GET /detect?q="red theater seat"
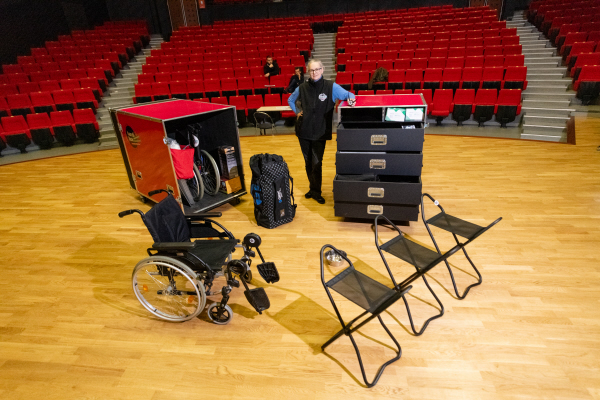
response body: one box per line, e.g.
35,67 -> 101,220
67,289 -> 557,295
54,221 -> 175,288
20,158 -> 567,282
7,93 -> 34,117
169,81 -> 188,99
422,68 -> 443,92
187,80 -> 205,100
414,88 -> 432,111
152,82 -> 171,101
73,88 -> 98,112
1,115 -> 31,152
495,89 -> 522,127
229,95 -> 248,125
574,66 -> 600,105
134,83 -> 153,103
30,91 -> 56,114
481,66 -> 505,91
50,110 -> 77,146
430,89 -> 454,125
452,88 -> 475,125
473,89 -> 498,126
503,66 -> 528,90
461,67 -> 483,91
26,112 -> 54,149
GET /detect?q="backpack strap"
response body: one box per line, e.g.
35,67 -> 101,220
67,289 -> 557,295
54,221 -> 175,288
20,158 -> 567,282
289,175 -> 297,216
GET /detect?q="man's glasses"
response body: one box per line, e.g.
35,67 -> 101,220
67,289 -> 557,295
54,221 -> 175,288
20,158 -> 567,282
309,67 -> 323,73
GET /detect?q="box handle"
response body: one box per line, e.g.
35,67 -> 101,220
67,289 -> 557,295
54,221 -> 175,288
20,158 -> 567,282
367,205 -> 383,215
369,159 -> 386,169
370,135 -> 387,145
368,187 -> 384,198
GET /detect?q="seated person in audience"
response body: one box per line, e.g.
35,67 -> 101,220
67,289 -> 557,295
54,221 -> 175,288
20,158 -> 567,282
284,67 -> 305,93
263,56 -> 280,78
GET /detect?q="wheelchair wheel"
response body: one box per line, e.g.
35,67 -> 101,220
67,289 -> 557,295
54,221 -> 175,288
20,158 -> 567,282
132,256 -> 206,322
191,164 -> 204,200
199,150 -> 220,196
207,302 -> 233,325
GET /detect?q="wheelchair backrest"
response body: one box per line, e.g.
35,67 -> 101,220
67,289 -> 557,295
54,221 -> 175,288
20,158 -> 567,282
144,195 -> 191,243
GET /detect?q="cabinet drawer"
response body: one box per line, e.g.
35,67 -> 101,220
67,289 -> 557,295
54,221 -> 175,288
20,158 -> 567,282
336,152 -> 423,176
334,202 -> 419,221
336,124 -> 424,152
333,175 -> 422,205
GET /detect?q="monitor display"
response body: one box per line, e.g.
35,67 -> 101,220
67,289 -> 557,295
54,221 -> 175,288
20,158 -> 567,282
405,108 -> 424,121
385,107 -> 405,122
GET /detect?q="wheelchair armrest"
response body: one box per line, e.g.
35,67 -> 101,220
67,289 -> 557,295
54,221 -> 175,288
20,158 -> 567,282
187,212 -> 222,220
152,242 -> 197,251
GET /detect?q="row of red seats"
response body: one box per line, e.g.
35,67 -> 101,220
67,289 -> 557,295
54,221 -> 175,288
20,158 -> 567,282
145,54 -> 305,67
339,47 -> 523,64
141,62 -> 301,77
559,32 -> 600,57
0,110 -> 99,153
338,55 -> 525,72
563,42 -> 600,68
199,93 -> 296,124
133,75 -> 292,104
548,19 -> 600,46
338,33 -> 519,49
0,89 -> 98,117
137,67 -> 296,83
3,57 -> 119,77
1,75 -> 105,98
339,17 -> 502,32
336,66 -> 528,93
569,53 -> 600,80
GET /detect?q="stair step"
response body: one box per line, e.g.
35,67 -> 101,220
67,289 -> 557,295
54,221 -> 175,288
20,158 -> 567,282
521,126 -> 566,141
525,60 -> 561,67
523,115 -> 570,126
521,106 -> 575,116
523,92 -> 574,102
525,84 -> 569,92
523,99 -> 572,108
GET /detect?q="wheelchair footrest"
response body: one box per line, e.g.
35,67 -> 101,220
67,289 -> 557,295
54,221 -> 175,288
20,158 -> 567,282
257,262 -> 280,283
244,287 -> 270,314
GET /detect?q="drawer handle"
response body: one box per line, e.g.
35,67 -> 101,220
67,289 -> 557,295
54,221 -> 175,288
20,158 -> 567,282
367,205 -> 383,215
368,187 -> 384,198
369,159 -> 386,169
371,135 -> 387,145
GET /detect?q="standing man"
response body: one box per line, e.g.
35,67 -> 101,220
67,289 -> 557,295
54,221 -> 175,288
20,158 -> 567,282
288,59 -> 356,204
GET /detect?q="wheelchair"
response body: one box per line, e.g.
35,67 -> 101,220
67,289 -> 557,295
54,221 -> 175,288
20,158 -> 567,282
119,189 -> 280,324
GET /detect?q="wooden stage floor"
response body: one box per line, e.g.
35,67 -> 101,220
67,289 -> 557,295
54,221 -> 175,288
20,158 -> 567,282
0,117 -> 599,399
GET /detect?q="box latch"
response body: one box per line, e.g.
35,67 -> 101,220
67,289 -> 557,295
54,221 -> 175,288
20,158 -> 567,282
369,159 -> 386,169
371,135 -> 387,145
368,187 -> 385,198
367,205 -> 383,215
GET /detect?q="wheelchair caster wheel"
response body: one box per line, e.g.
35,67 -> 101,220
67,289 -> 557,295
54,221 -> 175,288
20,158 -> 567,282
243,233 -> 261,248
207,303 -> 233,325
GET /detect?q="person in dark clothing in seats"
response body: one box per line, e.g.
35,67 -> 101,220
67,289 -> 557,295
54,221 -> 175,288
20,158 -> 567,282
263,56 -> 279,78
284,67 -> 305,93
287,59 -> 356,204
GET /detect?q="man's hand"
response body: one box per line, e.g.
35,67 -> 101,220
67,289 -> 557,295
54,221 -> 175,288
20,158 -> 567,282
348,98 -> 356,107
264,73 -> 270,78
297,111 -> 303,117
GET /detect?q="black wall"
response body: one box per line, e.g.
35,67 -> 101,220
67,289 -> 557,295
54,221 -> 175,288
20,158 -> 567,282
202,0 -> 470,24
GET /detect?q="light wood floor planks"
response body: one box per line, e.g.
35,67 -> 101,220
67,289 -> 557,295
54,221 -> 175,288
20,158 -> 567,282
1,117 -> 599,399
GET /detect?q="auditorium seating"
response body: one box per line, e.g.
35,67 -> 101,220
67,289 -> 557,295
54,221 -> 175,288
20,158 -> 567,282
430,89 -> 454,124
1,115 -> 31,153
574,65 -> 600,104
26,112 -> 54,149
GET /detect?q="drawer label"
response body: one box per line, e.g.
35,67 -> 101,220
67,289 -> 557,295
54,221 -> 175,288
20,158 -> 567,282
367,205 -> 383,215
368,187 -> 384,198
370,135 -> 387,145
369,159 -> 386,169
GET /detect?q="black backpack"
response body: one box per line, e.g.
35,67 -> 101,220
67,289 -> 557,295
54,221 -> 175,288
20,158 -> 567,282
249,153 -> 296,229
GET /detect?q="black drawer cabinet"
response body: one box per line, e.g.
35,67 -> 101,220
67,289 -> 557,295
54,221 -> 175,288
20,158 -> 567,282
334,202 -> 420,221
337,124 -> 425,152
333,175 -> 422,205
336,152 -> 423,176
334,95 -> 427,222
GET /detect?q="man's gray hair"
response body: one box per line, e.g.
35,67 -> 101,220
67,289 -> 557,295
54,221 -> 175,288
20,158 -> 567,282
307,58 -> 324,70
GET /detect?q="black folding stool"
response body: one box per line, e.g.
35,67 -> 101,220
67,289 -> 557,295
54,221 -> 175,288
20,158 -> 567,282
421,193 -> 502,299
320,239 -> 461,387
375,215 -> 447,336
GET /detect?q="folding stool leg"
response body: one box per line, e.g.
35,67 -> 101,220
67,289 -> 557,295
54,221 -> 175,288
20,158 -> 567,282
400,275 -> 445,336
323,313 -> 402,388
436,234 -> 483,300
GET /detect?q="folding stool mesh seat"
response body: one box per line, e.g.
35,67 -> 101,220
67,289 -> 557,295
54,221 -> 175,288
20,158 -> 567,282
421,193 -> 502,299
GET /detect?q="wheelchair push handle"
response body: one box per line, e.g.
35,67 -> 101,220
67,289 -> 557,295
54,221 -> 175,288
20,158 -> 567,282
118,209 -> 144,218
